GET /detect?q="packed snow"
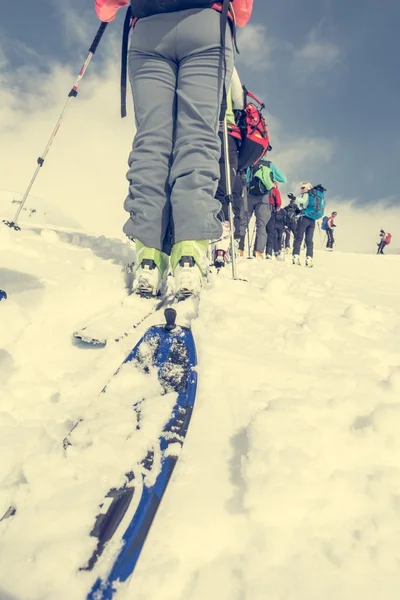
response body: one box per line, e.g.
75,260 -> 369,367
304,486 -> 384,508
1,220 -> 400,600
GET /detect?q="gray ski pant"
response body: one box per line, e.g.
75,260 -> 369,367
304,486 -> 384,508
247,194 -> 271,253
123,9 -> 234,252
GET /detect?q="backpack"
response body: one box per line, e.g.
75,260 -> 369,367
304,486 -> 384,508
321,216 -> 329,230
235,87 -> 271,171
303,185 -> 326,221
131,1 -> 223,19
385,233 -> 392,245
248,161 -> 274,196
274,208 -> 286,225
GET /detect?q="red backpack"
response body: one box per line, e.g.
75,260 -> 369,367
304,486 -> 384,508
385,233 -> 392,244
235,87 -> 271,171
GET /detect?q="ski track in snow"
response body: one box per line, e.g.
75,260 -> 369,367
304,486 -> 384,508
1,225 -> 400,600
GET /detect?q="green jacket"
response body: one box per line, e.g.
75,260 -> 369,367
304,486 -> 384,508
254,164 -> 275,192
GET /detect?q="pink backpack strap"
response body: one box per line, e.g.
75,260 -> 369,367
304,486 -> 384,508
231,0 -> 253,27
94,0 -> 128,22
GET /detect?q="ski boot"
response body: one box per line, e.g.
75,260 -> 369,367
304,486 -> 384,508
171,240 -> 209,300
292,254 -> 301,266
133,242 -> 169,297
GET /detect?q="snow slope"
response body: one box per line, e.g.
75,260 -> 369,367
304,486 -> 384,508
1,225 -> 400,600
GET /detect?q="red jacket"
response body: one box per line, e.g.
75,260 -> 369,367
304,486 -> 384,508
269,187 -> 282,210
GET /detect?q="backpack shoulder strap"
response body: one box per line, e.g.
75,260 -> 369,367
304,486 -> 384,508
121,6 -> 133,118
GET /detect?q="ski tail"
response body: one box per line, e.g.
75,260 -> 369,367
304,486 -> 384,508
84,313 -> 197,598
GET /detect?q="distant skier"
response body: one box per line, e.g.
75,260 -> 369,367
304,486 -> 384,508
282,196 -> 300,252
377,230 -> 392,254
95,0 -> 253,298
324,211 -> 337,251
291,181 -> 327,267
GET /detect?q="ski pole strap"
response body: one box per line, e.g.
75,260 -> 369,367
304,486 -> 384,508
89,21 -> 108,54
121,6 -> 133,118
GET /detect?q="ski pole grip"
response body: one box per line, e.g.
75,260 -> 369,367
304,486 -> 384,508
89,22 -> 108,54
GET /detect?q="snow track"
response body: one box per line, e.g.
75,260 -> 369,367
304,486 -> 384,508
1,227 -> 400,600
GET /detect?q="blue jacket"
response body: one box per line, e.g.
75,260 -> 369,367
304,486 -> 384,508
270,163 -> 287,184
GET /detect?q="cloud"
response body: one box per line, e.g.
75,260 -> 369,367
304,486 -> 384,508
0,41 -> 134,237
269,127 -> 335,192
236,25 -> 272,70
320,199 -> 400,254
292,30 -> 340,73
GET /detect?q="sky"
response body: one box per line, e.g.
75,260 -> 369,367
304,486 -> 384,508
0,0 -> 399,236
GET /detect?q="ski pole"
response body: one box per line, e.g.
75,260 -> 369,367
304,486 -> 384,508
3,21 -> 108,231
317,221 -> 323,248
222,115 -> 239,280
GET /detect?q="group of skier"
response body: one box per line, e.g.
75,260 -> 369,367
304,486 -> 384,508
94,0 -> 341,298
213,158 -> 337,269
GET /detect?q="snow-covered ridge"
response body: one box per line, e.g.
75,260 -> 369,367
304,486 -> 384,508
1,226 -> 400,600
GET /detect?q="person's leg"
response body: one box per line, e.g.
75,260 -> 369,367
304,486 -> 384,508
254,202 -> 270,254
124,14 -> 179,295
170,8 -> 233,251
232,170 -> 244,239
265,216 -> 275,257
124,14 -> 180,251
305,219 -> 316,257
293,217 -> 306,256
216,134 -> 240,224
284,227 -> 290,249
275,226 -> 283,255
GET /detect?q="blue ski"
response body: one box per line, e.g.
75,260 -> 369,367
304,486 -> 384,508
83,307 -> 197,599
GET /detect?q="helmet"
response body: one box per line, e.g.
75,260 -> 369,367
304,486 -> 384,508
332,211 -> 337,216
300,181 -> 313,192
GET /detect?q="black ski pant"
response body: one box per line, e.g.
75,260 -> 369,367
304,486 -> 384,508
216,133 -> 243,238
377,241 -> 387,254
326,227 -> 335,249
284,221 -> 297,248
266,218 -> 284,255
293,216 -> 315,257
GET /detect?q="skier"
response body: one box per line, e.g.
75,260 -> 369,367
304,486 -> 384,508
265,193 -> 287,260
94,0 -> 253,298
213,66 -> 246,269
282,196 -> 300,252
0,290 -> 7,301
377,230 -> 386,254
377,230 -> 392,254
245,160 -> 286,258
325,211 -> 337,251
291,181 -> 326,267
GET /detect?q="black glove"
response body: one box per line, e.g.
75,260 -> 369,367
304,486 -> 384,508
287,193 -> 295,201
